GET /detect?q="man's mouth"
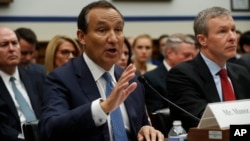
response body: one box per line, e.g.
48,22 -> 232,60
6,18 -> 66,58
107,48 -> 117,53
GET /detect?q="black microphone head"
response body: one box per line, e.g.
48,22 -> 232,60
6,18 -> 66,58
137,75 -> 146,84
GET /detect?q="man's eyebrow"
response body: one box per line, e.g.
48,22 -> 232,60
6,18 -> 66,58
116,20 -> 124,26
96,20 -> 106,26
96,20 -> 124,26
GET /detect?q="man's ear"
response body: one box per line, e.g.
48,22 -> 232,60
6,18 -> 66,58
166,47 -> 174,58
197,34 -> 207,47
77,29 -> 86,45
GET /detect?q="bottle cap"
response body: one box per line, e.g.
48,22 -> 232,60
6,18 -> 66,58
173,120 -> 182,126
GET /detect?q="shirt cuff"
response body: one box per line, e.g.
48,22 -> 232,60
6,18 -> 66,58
91,98 -> 108,126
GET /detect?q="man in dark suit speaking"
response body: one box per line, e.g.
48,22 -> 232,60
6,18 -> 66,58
38,1 -> 164,141
167,7 -> 250,131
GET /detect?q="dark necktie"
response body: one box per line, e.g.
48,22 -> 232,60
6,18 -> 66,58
218,69 -> 236,101
103,72 -> 128,141
10,77 -> 37,122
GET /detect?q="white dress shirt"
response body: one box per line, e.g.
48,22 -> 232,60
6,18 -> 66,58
0,68 -> 34,123
0,68 -> 35,139
83,53 -> 130,141
200,53 -> 234,101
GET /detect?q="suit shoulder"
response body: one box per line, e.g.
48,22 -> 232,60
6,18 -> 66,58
19,66 -> 42,76
52,57 -> 81,73
171,60 -> 195,71
240,53 -> 250,60
144,65 -> 166,78
228,62 -> 249,73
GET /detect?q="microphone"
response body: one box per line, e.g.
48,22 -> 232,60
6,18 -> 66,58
138,75 -> 200,122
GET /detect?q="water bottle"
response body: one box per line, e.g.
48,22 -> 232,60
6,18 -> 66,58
168,120 -> 187,141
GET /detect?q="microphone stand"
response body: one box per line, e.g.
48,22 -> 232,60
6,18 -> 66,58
138,75 -> 200,122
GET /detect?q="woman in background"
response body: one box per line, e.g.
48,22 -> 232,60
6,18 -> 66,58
132,34 -> 157,75
116,37 -> 132,69
44,35 -> 81,74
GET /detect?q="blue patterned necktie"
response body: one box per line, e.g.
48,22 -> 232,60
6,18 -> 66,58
10,77 -> 37,122
103,72 -> 128,141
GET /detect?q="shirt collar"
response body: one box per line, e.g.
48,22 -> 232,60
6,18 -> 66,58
200,52 -> 226,75
0,67 -> 20,83
83,53 -> 115,81
163,60 -> 171,71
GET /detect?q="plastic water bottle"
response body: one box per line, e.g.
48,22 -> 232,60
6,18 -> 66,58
168,120 -> 187,141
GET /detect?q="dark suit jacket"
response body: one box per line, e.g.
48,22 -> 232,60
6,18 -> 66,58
236,53 -> 250,73
143,63 -> 172,136
143,64 -> 169,113
167,54 -> 250,131
26,63 -> 46,76
39,56 -> 150,141
0,67 -> 44,141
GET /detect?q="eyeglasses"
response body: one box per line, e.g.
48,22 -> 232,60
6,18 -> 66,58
57,49 -> 77,57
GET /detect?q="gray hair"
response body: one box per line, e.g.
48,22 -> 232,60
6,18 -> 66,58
162,33 -> 195,57
193,7 -> 231,37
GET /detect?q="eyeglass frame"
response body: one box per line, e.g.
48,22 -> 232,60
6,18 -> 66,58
56,49 -> 78,57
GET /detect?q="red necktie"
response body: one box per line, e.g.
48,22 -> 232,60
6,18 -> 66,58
218,69 -> 236,101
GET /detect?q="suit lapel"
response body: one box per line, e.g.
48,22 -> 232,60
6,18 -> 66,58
195,54 -> 221,102
113,66 -> 136,109
0,77 -> 20,121
158,64 -> 168,92
226,64 -> 245,99
18,67 -> 40,117
73,57 -> 101,101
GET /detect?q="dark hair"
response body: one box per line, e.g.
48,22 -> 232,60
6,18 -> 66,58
15,27 -> 37,45
124,37 -> 132,66
158,34 -> 169,46
239,31 -> 250,53
158,34 -> 169,41
77,0 -> 124,33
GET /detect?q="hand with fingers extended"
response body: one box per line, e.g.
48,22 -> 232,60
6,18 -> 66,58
100,64 -> 137,113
